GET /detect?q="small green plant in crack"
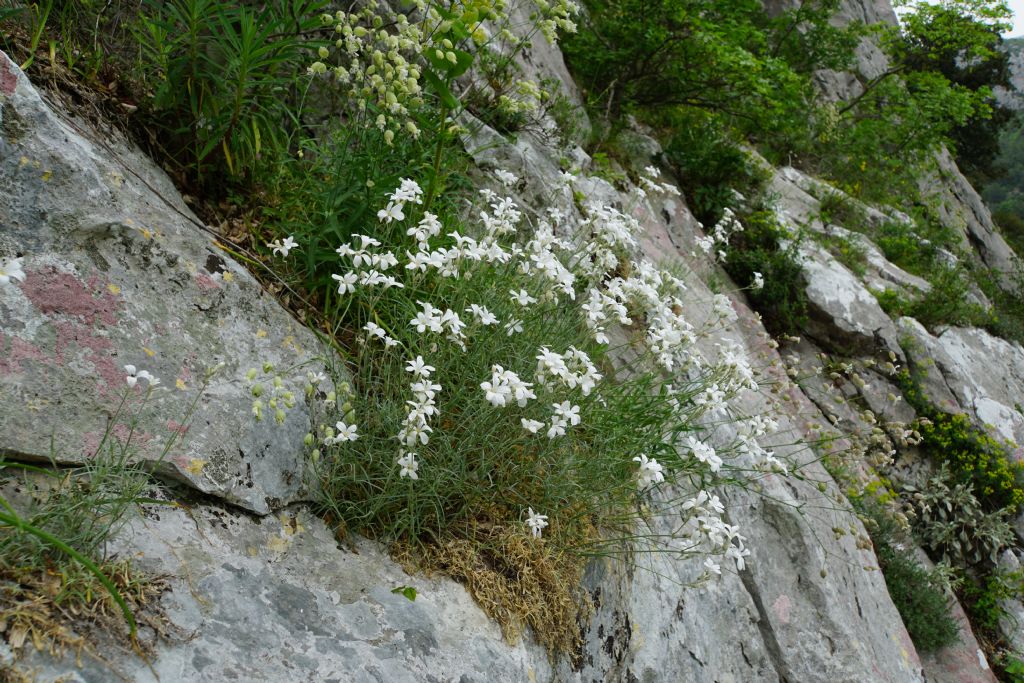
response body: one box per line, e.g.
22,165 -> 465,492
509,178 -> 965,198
856,499 -> 960,652
0,361 -> 215,660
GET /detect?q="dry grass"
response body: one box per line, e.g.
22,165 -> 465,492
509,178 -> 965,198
397,521 -> 592,656
0,555 -> 168,679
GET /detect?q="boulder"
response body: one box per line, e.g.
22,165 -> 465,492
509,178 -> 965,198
797,240 -> 905,361
898,317 -> 1024,451
0,52 -> 332,514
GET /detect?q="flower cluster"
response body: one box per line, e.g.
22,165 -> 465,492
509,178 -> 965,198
575,203 -> 640,279
633,454 -> 665,489
481,365 -> 535,408
409,301 -> 467,347
246,364 -> 298,424
696,208 -> 743,262
682,490 -> 750,575
310,4 -> 428,139
534,346 -> 601,395
334,234 -> 403,292
637,165 -> 682,199
124,364 -> 160,389
395,355 -> 441,480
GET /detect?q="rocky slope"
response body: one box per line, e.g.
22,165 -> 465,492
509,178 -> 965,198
2,0 -> 1023,680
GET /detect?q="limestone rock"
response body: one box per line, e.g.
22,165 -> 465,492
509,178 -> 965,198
921,148 -> 1020,285
0,52 -> 331,514
19,502 -> 556,683
797,240 -> 905,360
897,317 -> 964,414
898,317 -> 1024,449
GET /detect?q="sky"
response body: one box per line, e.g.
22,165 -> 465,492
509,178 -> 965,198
1008,0 -> 1024,37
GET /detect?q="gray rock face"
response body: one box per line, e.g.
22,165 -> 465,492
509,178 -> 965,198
922,148 -> 1019,284
0,52 -> 331,514
22,502 -> 555,683
762,0 -> 897,101
899,317 -> 1024,448
797,240 -> 905,360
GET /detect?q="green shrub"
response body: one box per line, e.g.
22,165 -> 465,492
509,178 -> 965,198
874,267 -> 991,331
723,210 -> 809,335
818,192 -> 869,233
916,413 -> 1024,514
857,501 -> 960,652
905,465 -> 1015,568
131,0 -> 325,187
660,110 -> 770,225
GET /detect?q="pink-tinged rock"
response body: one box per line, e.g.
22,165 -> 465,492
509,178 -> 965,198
0,51 -> 335,515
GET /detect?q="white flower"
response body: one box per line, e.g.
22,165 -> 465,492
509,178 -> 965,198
703,558 -> 722,576
466,303 -> 499,325
377,201 -> 406,223
510,289 -> 538,306
752,272 -> 764,290
410,301 -> 444,334
547,416 -> 567,439
685,435 -> 722,473
481,378 -> 511,407
137,370 -> 160,387
521,418 -> 544,434
405,355 -> 435,378
553,401 -> 580,426
334,421 -> 359,442
494,169 -> 519,187
632,454 -> 665,489
0,257 -> 26,287
504,319 -> 523,336
397,451 -> 420,480
525,507 -> 549,539
332,272 -> 358,295
364,322 -> 387,339
267,236 -> 298,257
125,364 -> 159,388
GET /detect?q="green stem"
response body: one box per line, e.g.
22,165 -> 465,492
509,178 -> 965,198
422,104 -> 450,214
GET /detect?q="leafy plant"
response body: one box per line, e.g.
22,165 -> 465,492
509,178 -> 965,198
133,0 -> 325,186
903,465 -> 1016,567
857,499 -> 960,652
660,109 -> 770,225
723,209 -> 809,335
